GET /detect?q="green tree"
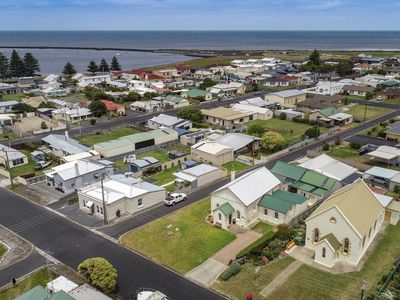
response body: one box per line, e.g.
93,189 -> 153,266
247,123 -> 265,136
305,126 -> 320,138
99,58 -> 109,73
261,131 -> 285,151
335,61 -> 354,77
89,100 -> 107,117
23,52 -> 40,76
125,91 -> 141,102
201,78 -> 216,89
77,257 -> 117,294
111,56 -> 121,71
279,112 -> 287,120
365,91 -> 374,100
87,60 -> 98,75
38,101 -> 57,109
143,92 -> 157,100
40,121 -> 48,129
0,52 -> 9,82
12,103 -> 35,113
62,62 -> 77,78
9,50 -> 25,78
309,49 -> 321,66
177,108 -> 203,123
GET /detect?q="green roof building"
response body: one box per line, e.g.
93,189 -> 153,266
319,107 -> 340,118
183,88 -> 206,99
16,286 -> 74,300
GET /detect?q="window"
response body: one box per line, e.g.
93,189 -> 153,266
96,205 -> 100,213
368,228 -> 372,238
313,228 -> 320,243
330,217 -> 337,224
218,213 -> 221,221
100,207 -> 103,215
264,209 -> 268,215
236,210 -> 240,219
322,247 -> 326,258
216,203 -> 220,208
343,238 -> 350,255
374,220 -> 377,231
274,212 -> 279,219
362,236 -> 366,247
137,198 -> 143,207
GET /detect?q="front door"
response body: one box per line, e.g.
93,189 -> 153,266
229,214 -> 232,224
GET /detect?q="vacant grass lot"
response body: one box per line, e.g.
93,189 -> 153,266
0,268 -> 57,300
222,161 -> 251,176
121,198 -> 236,273
268,224 -> 400,300
213,257 -> 295,300
346,105 -> 393,121
76,127 -> 142,146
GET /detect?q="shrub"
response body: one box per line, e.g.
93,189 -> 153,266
237,230 -> 276,259
394,185 -> 400,194
67,197 -> 78,205
77,257 -> 117,293
349,142 -> 361,150
378,129 -> 386,138
322,143 -> 330,151
220,263 -> 241,281
275,224 -> 294,241
116,209 -> 121,217
90,118 -> 96,125
279,112 -> 287,120
268,239 -> 281,250
305,127 -> 320,138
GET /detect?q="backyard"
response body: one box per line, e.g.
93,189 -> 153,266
149,165 -> 180,186
268,223 -> 400,300
222,161 -> 252,176
346,105 -> 393,121
75,127 -> 142,146
121,198 -> 236,273
9,150 -> 56,178
0,268 -> 57,300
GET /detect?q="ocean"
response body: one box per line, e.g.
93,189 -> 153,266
1,31 -> 400,74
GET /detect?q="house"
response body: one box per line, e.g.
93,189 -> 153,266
274,109 -> 305,121
130,100 -> 161,112
162,95 -> 190,109
364,146 -> 400,166
298,154 -> 359,184
0,144 -> 28,168
377,88 -> 400,101
342,85 -> 374,97
355,74 -> 393,88
42,86 -> 68,98
385,121 -> 400,142
201,107 -> 249,129
181,88 -> 206,100
211,167 -> 281,229
215,132 -> 261,156
52,107 -> 93,123
0,83 -> 21,96
153,68 -> 178,79
296,94 -> 342,113
31,147 -> 52,163
191,141 -> 233,165
205,82 -> 246,100
147,114 -> 192,130
93,128 -> 178,158
130,156 -> 161,174
45,159 -> 114,193
315,81 -> 345,95
0,100 -> 19,113
194,69 -> 214,79
78,174 -> 166,221
99,100 -> 125,116
42,132 -> 89,157
60,150 -> 100,163
238,97 -> 277,109
174,163 -> 222,189
305,180 -> 385,268
77,74 -> 111,88
179,129 -> 217,146
15,285 -> 74,300
230,103 -> 273,121
309,107 -> 353,126
271,161 -> 340,205
363,166 -> 400,192
265,90 -> 307,108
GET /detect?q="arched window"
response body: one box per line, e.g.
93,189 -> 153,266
237,210 -> 240,219
343,238 -> 350,255
218,213 -> 222,221
322,247 -> 326,258
313,228 -> 320,243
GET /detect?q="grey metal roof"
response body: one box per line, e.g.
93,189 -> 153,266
149,114 -> 188,127
183,163 -> 219,177
0,100 -> 19,107
215,133 -> 260,152
268,89 -> 306,98
0,144 -> 26,161
42,134 -> 89,155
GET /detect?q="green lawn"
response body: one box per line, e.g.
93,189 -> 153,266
383,99 -> 400,105
0,243 -> 6,257
342,95 -> 367,101
1,93 -> 24,101
136,150 -> 170,163
268,223 -> 400,300
247,119 -> 325,145
121,198 -> 236,273
76,127 -> 142,146
213,257 -> 295,300
149,165 -> 180,186
9,150 -> 55,178
346,105 -> 393,121
251,222 -> 276,235
222,161 -> 251,176
0,268 -> 57,300
362,125 -> 386,138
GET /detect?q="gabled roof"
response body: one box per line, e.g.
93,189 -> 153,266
220,202 -> 235,216
271,161 -> 307,182
317,233 -> 341,251
301,170 -> 336,190
215,133 -> 260,152
213,167 -> 281,206
42,134 -> 89,155
307,180 -> 383,237
99,99 -> 124,111
319,107 -> 340,118
258,190 -> 307,213
268,89 -> 306,98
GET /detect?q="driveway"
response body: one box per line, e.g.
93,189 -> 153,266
185,258 -> 226,287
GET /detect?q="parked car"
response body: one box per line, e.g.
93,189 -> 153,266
164,193 -> 187,206
34,161 -> 51,171
135,288 -> 170,300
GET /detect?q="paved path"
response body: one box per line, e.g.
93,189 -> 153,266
213,231 -> 261,265
185,258 -> 227,287
259,260 -> 303,298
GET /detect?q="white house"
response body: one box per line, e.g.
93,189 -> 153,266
205,82 -> 246,101
315,81 -> 345,95
147,114 -> 192,130
305,180 -> 385,268
77,74 -> 111,88
0,101 -> 19,113
230,103 -> 273,121
0,144 -> 28,168
174,164 -> 222,190
52,107 -> 93,123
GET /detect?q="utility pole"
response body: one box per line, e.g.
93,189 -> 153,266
100,175 -> 108,225
4,149 -> 13,189
360,279 -> 366,300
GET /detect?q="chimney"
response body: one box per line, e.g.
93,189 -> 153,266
74,163 -> 79,176
64,131 -> 69,140
231,170 -> 236,182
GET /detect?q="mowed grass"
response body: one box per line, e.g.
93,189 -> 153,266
213,257 -> 295,300
346,105 -> 393,121
247,119 -> 324,145
121,198 -> 236,273
1,93 -> 25,101
0,268 -> 57,300
0,243 -> 6,257
222,161 -> 251,176
9,150 -> 55,178
76,127 -> 142,146
136,150 -> 170,163
150,165 -> 180,186
251,222 -> 276,235
268,224 -> 400,300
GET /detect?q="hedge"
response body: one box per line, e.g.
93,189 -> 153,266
220,263 -> 241,281
236,230 -> 276,259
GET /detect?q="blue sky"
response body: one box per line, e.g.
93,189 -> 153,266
1,0 -> 400,30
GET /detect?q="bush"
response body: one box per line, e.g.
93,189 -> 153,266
279,112 -> 287,120
394,185 -> 400,194
305,127 -> 320,138
116,209 -> 121,218
275,224 -> 294,241
77,257 -> 117,293
322,143 -> 330,151
237,230 -> 276,259
268,239 -> 281,250
67,197 -> 78,205
90,118 -> 96,125
349,142 -> 361,150
220,263 -> 241,281
247,123 -> 265,136
378,129 -> 386,138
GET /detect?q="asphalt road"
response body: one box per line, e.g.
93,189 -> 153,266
0,189 -> 224,300
101,108 -> 400,238
347,134 -> 398,147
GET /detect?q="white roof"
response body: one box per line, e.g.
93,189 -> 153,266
192,141 -> 233,155
0,144 -> 26,161
299,154 -> 357,181
275,109 -> 304,116
174,171 -> 197,182
46,276 -> 78,293
53,107 -> 92,117
69,283 -> 112,300
212,82 -> 243,90
329,112 -> 353,121
215,133 -> 260,152
365,166 -> 400,180
231,103 -> 271,115
268,89 -> 306,98
43,74 -> 59,82
213,167 -> 281,206
182,163 -> 219,177
149,114 -> 187,127
373,193 -> 393,208
61,150 -> 99,163
0,100 -> 19,107
367,146 -> 400,161
48,159 -> 105,181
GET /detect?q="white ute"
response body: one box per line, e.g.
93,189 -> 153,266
164,193 -> 187,206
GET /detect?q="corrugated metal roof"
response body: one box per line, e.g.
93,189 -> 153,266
271,161 -> 306,181
220,202 -> 235,216
215,133 -> 260,152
